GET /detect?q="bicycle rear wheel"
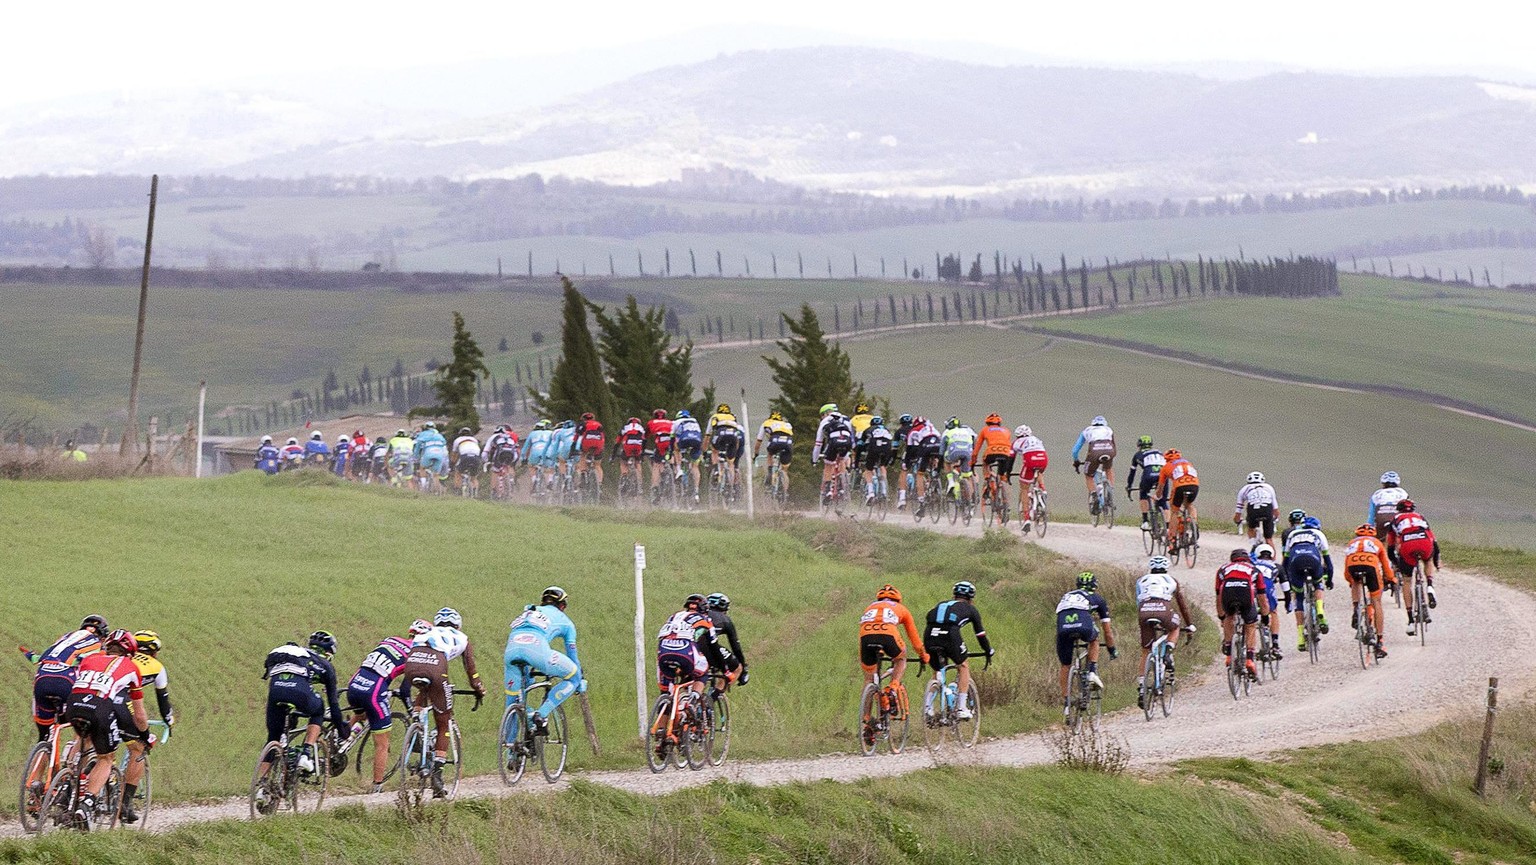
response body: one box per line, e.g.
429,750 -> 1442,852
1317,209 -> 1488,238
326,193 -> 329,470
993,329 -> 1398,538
858,684 -> 881,756
1159,647 -> 1176,718
248,742 -> 283,820
398,723 -> 428,797
498,704 -> 528,786
443,724 -> 463,798
19,741 -> 50,832
1141,653 -> 1157,721
1034,495 -> 1049,538
706,693 -> 731,767
38,769 -> 79,833
921,679 -> 946,754
298,737 -> 329,811
646,697 -> 672,774
682,697 -> 708,770
1103,489 -> 1116,528
1306,602 -> 1321,665
1356,613 -> 1371,669
1415,570 -> 1429,645
956,682 -> 981,747
539,707 -> 569,783
125,757 -> 151,830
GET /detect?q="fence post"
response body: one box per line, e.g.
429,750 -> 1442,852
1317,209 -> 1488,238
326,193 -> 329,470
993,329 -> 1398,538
633,543 -> 648,742
740,390 -> 754,520
1473,676 -> 1499,797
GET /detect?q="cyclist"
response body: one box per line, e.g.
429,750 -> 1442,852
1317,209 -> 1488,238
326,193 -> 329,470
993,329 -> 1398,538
383,429 -> 410,482
646,409 -> 676,495
940,416 -> 976,502
673,410 -> 705,502
1124,435 -> 1166,531
703,592 -> 748,688
332,434 -> 351,478
280,437 -> 305,469
402,608 -> 486,797
1387,499 -> 1439,635
902,415 -> 940,513
347,623 -> 421,791
505,587 -> 585,737
1216,549 -> 1264,679
1156,449 -> 1200,548
414,422 -> 450,491
255,436 -> 281,474
1368,471 -> 1410,538
754,410 -> 794,493
1250,543 -> 1284,660
1280,508 -> 1308,546
129,630 -> 175,732
350,430 -> 371,479
848,403 -> 874,488
64,629 -> 149,824
813,404 -> 856,506
452,427 -> 482,494
28,614 -> 109,742
971,413 -> 1013,509
1055,572 -> 1116,709
925,581 -> 994,721
612,416 -> 647,492
860,416 -> 896,505
1012,424 -> 1049,529
521,420 -> 556,493
858,585 -> 926,728
1134,556 -> 1194,708
486,425 -> 521,496
1343,525 -> 1393,659
705,405 -> 746,492
655,594 -> 733,706
551,420 -> 578,489
303,431 -> 331,465
573,412 -> 606,487
257,631 -> 344,801
367,436 -> 390,482
1071,416 -> 1117,514
1284,516 -> 1334,651
1234,471 -> 1280,546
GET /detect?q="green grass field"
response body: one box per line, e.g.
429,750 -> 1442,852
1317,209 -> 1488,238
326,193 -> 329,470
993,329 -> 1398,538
0,473 -> 1178,803
1029,274 -> 1536,426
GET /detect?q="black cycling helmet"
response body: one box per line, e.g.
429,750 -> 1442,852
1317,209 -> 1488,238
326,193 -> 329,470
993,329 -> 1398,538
706,592 -> 730,611
1288,508 -> 1306,525
1229,548 -> 1250,562
80,614 -> 109,637
541,586 -> 568,607
684,593 -> 706,611
307,630 -> 338,656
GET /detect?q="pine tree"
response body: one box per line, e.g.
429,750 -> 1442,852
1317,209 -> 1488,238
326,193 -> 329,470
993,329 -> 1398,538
534,276 -> 617,428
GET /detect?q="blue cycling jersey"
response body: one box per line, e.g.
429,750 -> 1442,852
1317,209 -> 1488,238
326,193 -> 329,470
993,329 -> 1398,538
522,429 -> 555,461
507,604 -> 581,666
550,428 -> 576,458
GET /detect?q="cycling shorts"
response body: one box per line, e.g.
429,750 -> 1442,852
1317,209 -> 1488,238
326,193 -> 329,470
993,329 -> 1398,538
822,441 -> 851,462
656,639 -> 707,686
944,446 -> 972,466
505,632 -> 580,708
1286,554 -> 1323,594
1170,484 -> 1199,507
1137,600 -> 1183,649
766,440 -> 793,465
676,439 -> 703,462
400,647 -> 453,718
859,634 -> 902,670
982,453 -> 1015,477
924,636 -> 969,671
1244,504 -> 1275,537
1054,620 -> 1097,666
579,439 -> 604,455
863,444 -> 894,469
267,675 -> 325,744
420,453 -> 448,476
457,454 -> 481,475
67,695 -> 136,755
712,435 -> 744,462
1398,538 -> 1435,571
1218,584 -> 1259,624
32,673 -> 73,725
648,445 -> 674,463
346,669 -> 395,732
390,455 -> 413,471
1137,474 -> 1160,502
1083,452 -> 1113,472
1346,564 -> 1384,596
492,449 -> 519,469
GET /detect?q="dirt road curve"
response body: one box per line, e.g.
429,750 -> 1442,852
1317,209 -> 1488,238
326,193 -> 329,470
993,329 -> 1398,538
9,518 -> 1532,835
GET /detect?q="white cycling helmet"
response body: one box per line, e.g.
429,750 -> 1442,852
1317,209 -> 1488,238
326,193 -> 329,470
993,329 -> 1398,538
1148,555 -> 1171,572
1013,424 -> 1032,438
1380,471 -> 1400,485
1247,471 -> 1265,484
1091,415 -> 1107,426
286,437 -> 299,445
433,607 -> 462,629
261,435 -> 273,444
1254,543 -> 1276,559
311,431 -> 323,440
408,618 -> 433,636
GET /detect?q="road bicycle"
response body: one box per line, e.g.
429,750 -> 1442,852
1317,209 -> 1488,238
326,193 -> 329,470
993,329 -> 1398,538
19,717 -> 77,832
821,461 -> 851,516
863,466 -> 891,522
923,659 -> 983,752
112,719 -> 167,831
1226,620 -> 1256,699
1257,618 -> 1282,681
646,665 -> 710,772
1168,504 -> 1200,567
946,466 -> 976,526
1139,623 -> 1187,721
1091,466 -> 1116,528
650,459 -> 679,510
249,705 -> 329,819
576,460 -> 601,506
1353,588 -> 1381,669
702,672 -> 733,768
1408,562 -> 1432,646
615,457 -> 642,509
399,684 -> 478,801
859,656 -> 915,756
980,465 -> 1009,528
498,662 -> 571,786
1021,483 -> 1049,537
708,459 -> 741,511
37,739 -> 117,833
1299,574 -> 1325,665
675,458 -> 701,510
490,463 -> 519,501
914,466 -> 944,524
764,452 -> 790,509
455,463 -> 479,498
1063,640 -> 1103,733
1138,497 -> 1166,555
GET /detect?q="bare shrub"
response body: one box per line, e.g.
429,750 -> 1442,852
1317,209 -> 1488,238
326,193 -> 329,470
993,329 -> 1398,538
1041,724 -> 1130,775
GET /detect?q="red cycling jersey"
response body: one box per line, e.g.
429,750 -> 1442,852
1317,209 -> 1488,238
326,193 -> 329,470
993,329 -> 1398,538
577,420 -> 605,453
618,422 -> 646,458
1214,561 -> 1261,600
71,653 -> 144,703
647,418 -> 674,455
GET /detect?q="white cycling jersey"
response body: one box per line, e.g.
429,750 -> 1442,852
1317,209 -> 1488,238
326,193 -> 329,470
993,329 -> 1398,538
1235,482 -> 1277,509
452,436 -> 482,457
414,626 -> 470,660
1369,487 -> 1410,522
1012,434 -> 1045,456
1135,573 -> 1180,604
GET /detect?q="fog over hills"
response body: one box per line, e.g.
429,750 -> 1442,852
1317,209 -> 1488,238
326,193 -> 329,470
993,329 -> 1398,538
6,45 -> 1536,198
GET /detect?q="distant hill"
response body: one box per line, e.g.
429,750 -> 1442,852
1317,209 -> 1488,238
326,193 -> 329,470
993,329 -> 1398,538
7,47 -> 1536,197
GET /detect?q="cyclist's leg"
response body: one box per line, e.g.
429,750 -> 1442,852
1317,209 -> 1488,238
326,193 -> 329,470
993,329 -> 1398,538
535,653 -> 580,720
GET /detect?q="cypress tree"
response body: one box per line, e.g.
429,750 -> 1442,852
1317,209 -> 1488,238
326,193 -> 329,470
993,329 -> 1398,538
763,304 -> 867,497
594,295 -> 700,420
535,276 -> 617,429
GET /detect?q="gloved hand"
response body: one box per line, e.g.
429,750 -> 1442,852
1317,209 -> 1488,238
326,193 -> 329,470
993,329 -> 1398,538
1073,460 -> 1082,474
1324,577 -> 1334,590
737,666 -> 749,687
1181,625 -> 1197,635
1107,645 -> 1119,661
1232,513 -> 1242,524
471,691 -> 484,711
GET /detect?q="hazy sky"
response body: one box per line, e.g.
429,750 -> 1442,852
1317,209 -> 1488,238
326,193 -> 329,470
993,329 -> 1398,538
6,0 -> 1532,107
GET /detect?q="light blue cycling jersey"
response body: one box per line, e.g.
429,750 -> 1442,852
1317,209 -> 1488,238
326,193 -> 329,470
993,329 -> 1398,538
550,427 -> 576,460
413,428 -> 448,459
522,428 -> 556,465
504,604 -> 583,717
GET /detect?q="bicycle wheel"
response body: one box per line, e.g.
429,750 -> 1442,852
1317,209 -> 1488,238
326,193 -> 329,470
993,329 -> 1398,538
1103,489 -> 1116,529
539,707 -> 569,783
125,756 -> 151,830
398,723 -> 428,796
706,692 -> 730,767
1183,530 -> 1199,568
1141,653 -> 1158,721
682,697 -> 709,771
19,741 -> 51,832
443,724 -> 463,798
38,769 -> 79,834
956,682 -> 981,747
1356,613 -> 1371,669
1415,571 -> 1429,646
499,704 -> 529,786
1035,494 -> 1049,538
1087,681 -> 1103,731
248,742 -> 283,819
1226,647 -> 1241,699
297,737 -> 329,811
646,697 -> 672,774
922,678 -> 946,754
858,684 -> 881,756
1064,665 -> 1085,733
1159,647 -> 1176,718
1141,517 -> 1156,554
1306,601 -> 1321,665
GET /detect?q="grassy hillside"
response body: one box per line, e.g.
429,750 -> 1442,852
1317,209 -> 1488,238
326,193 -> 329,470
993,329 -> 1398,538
1029,274 -> 1536,425
0,473 -> 1167,802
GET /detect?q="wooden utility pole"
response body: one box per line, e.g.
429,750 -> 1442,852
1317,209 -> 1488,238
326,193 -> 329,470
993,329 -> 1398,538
1473,676 -> 1499,797
121,174 -> 158,456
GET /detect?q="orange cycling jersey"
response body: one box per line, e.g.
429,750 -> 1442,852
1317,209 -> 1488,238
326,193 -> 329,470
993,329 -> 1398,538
1158,458 -> 1199,489
858,600 -> 925,656
972,426 -> 1013,463
1344,536 -> 1394,587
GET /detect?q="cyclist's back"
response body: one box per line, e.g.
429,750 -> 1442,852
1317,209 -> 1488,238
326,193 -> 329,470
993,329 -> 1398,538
505,588 -> 584,724
30,622 -> 106,739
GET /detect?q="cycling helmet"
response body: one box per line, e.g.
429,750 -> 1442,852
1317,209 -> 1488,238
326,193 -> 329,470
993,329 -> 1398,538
580,412 -> 594,421
534,420 -> 551,431
1288,508 -> 1306,525
677,410 -> 692,419
1396,499 -> 1416,512
1147,556 -> 1171,572
286,437 -> 299,445
684,593 -> 706,611
1091,415 -> 1107,426
1381,471 -> 1400,486
558,420 -> 575,429
1354,524 -> 1377,537
81,615 -> 109,637
459,427 -> 472,435
768,410 -> 784,421
627,416 -> 641,425
1137,435 -> 1153,448
409,619 -> 433,636
311,431 -> 323,440
434,607 -> 463,629
1247,471 -> 1265,484
855,403 -> 870,414
104,629 -> 139,655
1075,572 -> 1097,591
706,592 -> 730,611
953,581 -> 977,599
1229,548 -> 1250,562
652,409 -> 667,419
541,586 -> 569,607
717,403 -> 732,414
899,413 -> 913,425
870,416 -> 885,427
1164,448 -> 1180,459
1304,516 -> 1322,529
307,630 -> 338,656
876,584 -> 902,602
946,416 -> 960,429
819,403 -> 838,416
424,422 -> 436,429
1254,543 -> 1276,559
337,434 -> 348,442
375,436 -> 387,444
132,629 -> 162,653
1015,424 -> 1032,438
396,429 -> 408,437
261,435 -> 273,444
985,413 -> 1002,425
